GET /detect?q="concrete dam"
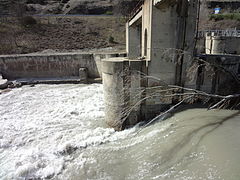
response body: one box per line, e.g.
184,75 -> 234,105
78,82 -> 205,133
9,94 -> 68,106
0,0 -> 239,130
0,0 -> 240,179
101,0 -> 240,130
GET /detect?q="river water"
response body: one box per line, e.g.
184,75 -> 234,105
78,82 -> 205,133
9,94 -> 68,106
0,84 -> 239,180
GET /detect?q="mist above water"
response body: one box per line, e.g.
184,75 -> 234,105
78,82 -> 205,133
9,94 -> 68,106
0,84 -> 239,180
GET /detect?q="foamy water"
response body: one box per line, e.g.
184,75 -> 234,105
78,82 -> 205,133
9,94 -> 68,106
0,84 -> 107,179
0,84 -> 240,180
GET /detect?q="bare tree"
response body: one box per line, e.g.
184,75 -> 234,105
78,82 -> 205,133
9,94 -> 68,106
117,49 -> 240,130
114,0 -> 140,19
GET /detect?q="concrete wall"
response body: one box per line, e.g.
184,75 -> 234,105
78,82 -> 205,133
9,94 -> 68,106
0,52 -> 126,80
148,3 -> 180,85
181,0 -> 199,89
196,54 -> 240,95
196,38 -> 206,54
127,0 -> 190,84
205,36 -> 240,55
142,0 -> 152,59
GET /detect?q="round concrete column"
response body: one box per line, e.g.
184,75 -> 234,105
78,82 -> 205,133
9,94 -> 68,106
205,36 -> 212,54
102,58 -> 129,130
205,36 -> 225,54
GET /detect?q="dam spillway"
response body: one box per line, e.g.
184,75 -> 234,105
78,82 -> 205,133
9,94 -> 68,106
0,84 -> 240,179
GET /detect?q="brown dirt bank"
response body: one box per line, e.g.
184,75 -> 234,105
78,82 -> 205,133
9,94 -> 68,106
199,19 -> 240,30
0,15 -> 126,55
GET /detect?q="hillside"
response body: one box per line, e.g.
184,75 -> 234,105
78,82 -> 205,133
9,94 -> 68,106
0,16 -> 126,55
0,0 -> 137,55
199,0 -> 240,30
0,0 -> 138,16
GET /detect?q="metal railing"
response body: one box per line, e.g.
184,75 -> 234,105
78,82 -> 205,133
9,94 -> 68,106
198,29 -> 240,38
128,0 -> 144,21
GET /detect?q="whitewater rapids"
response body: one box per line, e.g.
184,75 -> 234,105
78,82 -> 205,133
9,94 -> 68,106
0,84 -> 239,180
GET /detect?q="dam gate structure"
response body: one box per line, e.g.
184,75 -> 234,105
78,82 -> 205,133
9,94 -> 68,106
102,0 -> 199,130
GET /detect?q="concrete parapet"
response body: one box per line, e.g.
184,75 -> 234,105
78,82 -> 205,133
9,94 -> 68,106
0,52 -> 126,81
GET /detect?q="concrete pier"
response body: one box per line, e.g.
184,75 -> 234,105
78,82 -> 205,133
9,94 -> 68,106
102,58 -> 143,130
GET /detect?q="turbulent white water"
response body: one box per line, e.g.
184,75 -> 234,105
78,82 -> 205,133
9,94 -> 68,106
0,84 -> 240,180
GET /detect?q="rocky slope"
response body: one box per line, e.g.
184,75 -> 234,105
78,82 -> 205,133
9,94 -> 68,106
0,0 -> 138,15
0,0 -> 136,55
